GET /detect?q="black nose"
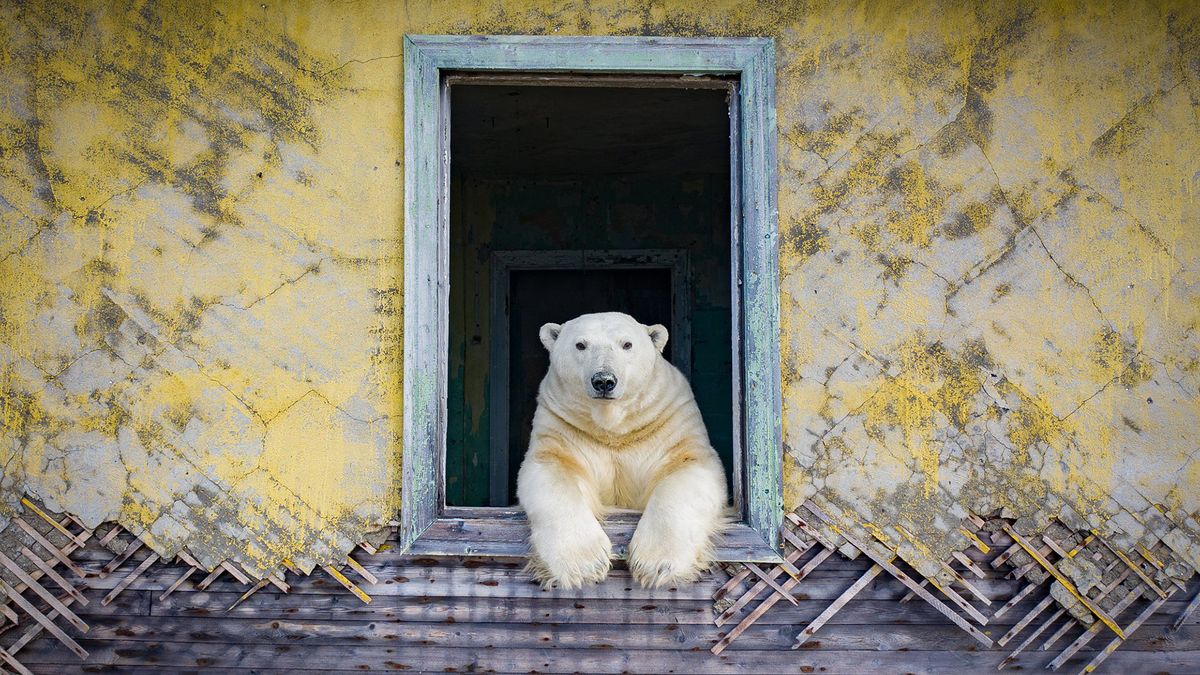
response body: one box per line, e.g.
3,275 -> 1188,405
591,372 -> 617,394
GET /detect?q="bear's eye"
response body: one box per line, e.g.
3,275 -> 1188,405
622,342 -> 632,350
575,342 -> 586,351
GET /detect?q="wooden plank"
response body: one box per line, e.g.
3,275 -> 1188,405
1048,587 -> 1141,669
1096,535 -> 1168,600
11,517 -> 86,578
713,565 -> 752,601
219,562 -> 253,586
715,547 -> 832,626
993,582 -> 1039,621
19,547 -> 88,605
1000,608 -> 1065,669
136,563 -> 1026,603
323,565 -> 372,604
344,556 -> 378,586
99,540 -> 142,578
399,32 -> 445,552
962,527 -> 992,555
997,594 -> 1056,647
1081,588 -> 1177,674
19,503 -> 87,549
0,645 -> 34,675
792,564 -> 881,649
195,568 -> 224,591
743,563 -> 798,605
954,550 -> 987,579
1033,564 -> 1130,657
444,72 -> 738,90
6,594 -> 79,655
0,551 -> 88,632
933,565 -> 992,612
102,553 -> 159,606
1002,524 -> 1125,639
0,596 -> 21,624
727,78 -> 745,521
67,615 -> 1200,653
735,37 -> 782,554
0,578 -> 87,659
714,539 -> 811,623
158,566 -> 199,601
408,516 -> 781,562
97,526 -> 122,547
1174,585 -> 1200,631
266,574 -> 290,594
1042,534 -> 1073,559
226,579 -> 271,612
20,635 -> 1200,674
779,526 -> 815,557
785,512 -> 840,553
803,501 -> 993,647
709,547 -> 834,654
1041,616 -> 1075,651
991,542 -> 1022,569
141,589 -> 1198,627
175,551 -> 203,569
1136,544 -> 1164,569
7,591 -> 151,656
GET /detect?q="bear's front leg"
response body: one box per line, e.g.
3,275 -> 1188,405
517,446 -> 612,589
628,452 -> 727,588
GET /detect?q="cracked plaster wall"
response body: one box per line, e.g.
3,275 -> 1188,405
0,0 -> 1198,582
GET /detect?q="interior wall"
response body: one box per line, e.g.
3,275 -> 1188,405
0,0 -> 1197,581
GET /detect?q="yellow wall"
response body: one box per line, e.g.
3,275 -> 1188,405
1,0 -> 1197,579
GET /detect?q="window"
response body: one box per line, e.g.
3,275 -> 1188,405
401,35 -> 781,561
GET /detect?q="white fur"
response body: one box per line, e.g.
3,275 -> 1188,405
517,312 -> 729,589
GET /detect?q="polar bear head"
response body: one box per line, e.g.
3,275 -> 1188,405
539,312 -> 668,402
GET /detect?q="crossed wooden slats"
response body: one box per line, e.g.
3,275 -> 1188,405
711,506 -> 1199,672
0,507 -> 95,664
801,500 -> 995,647
1,498 -> 385,672
712,500 -> 999,655
990,521 -> 1196,673
710,517 -> 836,655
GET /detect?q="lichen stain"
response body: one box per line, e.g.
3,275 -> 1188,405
883,161 -> 945,249
1,0 -> 399,576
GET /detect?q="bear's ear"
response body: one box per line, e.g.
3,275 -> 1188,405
647,324 -> 669,353
539,323 -> 562,351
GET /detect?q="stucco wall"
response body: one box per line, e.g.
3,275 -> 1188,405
1,0 -> 1197,581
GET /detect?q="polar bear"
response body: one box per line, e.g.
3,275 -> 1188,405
516,311 -> 729,589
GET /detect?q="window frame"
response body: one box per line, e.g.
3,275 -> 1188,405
401,35 -> 782,562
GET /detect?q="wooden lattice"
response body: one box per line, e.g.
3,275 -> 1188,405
0,498 -> 381,674
711,499 -> 1200,673
3,495 -> 1199,672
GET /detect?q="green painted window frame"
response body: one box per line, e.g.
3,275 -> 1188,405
401,35 -> 782,561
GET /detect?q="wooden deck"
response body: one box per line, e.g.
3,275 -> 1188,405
6,531 -> 1199,674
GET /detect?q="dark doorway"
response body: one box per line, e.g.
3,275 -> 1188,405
447,78 -> 733,506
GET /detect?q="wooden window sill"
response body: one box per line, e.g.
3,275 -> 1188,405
408,507 -> 782,563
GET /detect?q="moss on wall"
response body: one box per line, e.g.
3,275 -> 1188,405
1,0 -> 1197,579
